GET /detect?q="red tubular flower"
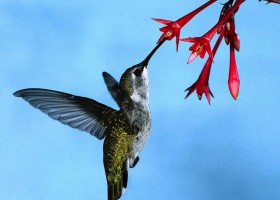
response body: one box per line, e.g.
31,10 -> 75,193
185,31 -> 224,104
223,18 -> 240,51
180,0 -> 244,63
224,18 -> 240,100
228,42 -> 240,100
180,37 -> 212,63
152,0 -> 217,51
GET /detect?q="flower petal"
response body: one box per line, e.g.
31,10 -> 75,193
187,52 -> 198,64
152,18 -> 172,25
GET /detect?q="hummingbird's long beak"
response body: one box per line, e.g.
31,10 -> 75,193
139,38 -> 167,69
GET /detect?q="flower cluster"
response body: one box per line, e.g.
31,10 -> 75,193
152,0 -> 276,104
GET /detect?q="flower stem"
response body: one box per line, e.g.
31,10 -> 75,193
204,0 -> 245,40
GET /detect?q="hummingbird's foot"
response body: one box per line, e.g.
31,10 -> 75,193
130,156 -> 140,168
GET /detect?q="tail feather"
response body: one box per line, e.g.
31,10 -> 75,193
123,162 -> 128,189
108,182 -> 122,200
107,162 -> 128,200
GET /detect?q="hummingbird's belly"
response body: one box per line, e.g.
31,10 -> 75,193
128,112 -> 151,167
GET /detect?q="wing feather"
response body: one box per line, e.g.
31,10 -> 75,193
102,72 -> 135,128
14,88 -> 117,140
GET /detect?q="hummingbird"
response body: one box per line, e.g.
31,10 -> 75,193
13,39 -> 165,200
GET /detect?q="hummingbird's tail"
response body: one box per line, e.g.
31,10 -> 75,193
107,162 -> 128,200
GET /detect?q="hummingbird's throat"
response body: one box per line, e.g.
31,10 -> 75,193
130,68 -> 150,107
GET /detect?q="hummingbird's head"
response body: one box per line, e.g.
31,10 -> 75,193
120,39 -> 166,104
120,63 -> 149,104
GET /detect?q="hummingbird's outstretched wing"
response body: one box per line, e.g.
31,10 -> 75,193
13,88 -> 117,140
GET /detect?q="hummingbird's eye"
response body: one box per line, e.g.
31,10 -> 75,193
133,68 -> 142,77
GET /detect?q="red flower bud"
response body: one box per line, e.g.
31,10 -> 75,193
228,44 -> 240,100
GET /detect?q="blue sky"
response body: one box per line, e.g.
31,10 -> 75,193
1,1 -> 280,200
